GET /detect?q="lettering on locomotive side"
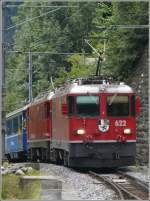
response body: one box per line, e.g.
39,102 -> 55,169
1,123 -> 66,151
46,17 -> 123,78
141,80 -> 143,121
115,120 -> 127,127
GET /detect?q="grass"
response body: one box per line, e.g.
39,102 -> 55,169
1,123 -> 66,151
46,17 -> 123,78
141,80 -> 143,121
2,169 -> 41,200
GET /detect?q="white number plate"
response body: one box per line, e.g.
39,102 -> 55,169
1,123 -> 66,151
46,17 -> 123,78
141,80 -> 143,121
115,120 -> 127,127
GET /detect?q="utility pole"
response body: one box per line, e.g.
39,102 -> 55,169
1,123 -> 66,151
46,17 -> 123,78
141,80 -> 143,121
0,0 -> 5,160
6,50 -> 87,104
28,52 -> 32,103
0,0 -> 2,163
0,0 -> 5,196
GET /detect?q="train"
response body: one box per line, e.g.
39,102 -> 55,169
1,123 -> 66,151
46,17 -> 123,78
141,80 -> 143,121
5,77 -> 140,168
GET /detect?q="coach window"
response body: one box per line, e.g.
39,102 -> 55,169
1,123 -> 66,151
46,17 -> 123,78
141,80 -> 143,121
6,120 -> 12,135
19,115 -> 22,130
76,96 -> 100,117
68,96 -> 75,115
13,116 -> 18,134
107,95 -> 129,117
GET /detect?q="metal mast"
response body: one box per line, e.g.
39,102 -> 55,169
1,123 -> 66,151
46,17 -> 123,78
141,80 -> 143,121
0,0 -> 4,161
0,0 -> 5,196
28,52 -> 32,103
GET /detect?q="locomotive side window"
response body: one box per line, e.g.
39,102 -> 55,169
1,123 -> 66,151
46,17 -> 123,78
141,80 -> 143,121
107,95 -> 129,117
68,96 -> 75,115
76,96 -> 100,117
46,103 -> 50,118
131,95 -> 135,116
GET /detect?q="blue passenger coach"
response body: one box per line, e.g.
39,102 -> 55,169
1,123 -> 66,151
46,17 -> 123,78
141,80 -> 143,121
5,106 -> 28,161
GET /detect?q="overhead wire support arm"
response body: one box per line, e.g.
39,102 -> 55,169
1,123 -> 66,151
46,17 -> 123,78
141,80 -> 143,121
50,77 -> 55,91
84,39 -> 100,57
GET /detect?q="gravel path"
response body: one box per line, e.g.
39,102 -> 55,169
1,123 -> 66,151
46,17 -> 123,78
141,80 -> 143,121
3,163 -> 148,200
40,163 -> 117,200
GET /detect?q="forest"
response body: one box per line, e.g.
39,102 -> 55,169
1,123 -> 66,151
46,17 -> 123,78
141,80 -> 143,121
5,1 -> 148,113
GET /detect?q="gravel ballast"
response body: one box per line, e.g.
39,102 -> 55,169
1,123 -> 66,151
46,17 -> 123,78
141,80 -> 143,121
40,163 -> 117,200
119,166 -> 149,183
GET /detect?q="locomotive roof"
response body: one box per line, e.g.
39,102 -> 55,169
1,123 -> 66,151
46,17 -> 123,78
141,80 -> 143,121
6,105 -> 28,119
28,91 -> 54,107
54,83 -> 134,97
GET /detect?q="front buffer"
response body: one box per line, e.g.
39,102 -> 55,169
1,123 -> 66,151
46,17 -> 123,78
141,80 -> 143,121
68,141 -> 136,168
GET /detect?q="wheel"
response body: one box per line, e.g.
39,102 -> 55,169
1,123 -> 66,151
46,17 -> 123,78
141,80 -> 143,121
50,149 -> 56,163
63,151 -> 69,167
56,150 -> 63,165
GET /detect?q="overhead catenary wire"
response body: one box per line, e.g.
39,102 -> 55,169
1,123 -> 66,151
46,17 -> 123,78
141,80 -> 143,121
5,37 -> 56,49
6,51 -> 88,55
6,7 -> 61,30
2,0 -> 149,2
5,5 -> 79,8
96,25 -> 149,30
5,9 -> 82,50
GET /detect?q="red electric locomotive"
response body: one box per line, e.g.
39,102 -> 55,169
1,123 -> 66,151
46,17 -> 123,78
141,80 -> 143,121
27,92 -> 54,161
50,77 -> 140,168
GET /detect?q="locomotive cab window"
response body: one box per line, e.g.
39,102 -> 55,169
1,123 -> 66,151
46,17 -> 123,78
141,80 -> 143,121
76,96 -> 100,117
107,95 -> 129,117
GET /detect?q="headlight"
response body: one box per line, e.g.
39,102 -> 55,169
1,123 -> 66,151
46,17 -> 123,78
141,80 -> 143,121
76,129 -> 85,135
124,128 -> 131,134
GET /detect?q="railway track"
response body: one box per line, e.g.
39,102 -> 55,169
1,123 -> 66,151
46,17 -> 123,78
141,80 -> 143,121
89,171 -> 149,200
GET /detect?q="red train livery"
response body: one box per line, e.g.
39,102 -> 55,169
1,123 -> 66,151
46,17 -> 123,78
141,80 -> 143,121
27,92 -> 54,161
26,78 -> 140,168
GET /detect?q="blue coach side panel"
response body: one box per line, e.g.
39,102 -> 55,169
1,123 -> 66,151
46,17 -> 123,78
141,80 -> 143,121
5,106 -> 28,159
22,112 -> 28,152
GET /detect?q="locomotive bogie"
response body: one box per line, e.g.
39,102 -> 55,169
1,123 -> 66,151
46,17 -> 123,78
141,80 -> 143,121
28,146 -> 50,162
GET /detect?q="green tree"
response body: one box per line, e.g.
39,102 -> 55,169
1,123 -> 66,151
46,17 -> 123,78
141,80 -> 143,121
5,1 -> 148,113
91,2 -> 148,79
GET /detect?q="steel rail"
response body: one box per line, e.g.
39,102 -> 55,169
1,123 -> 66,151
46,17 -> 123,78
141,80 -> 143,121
117,170 -> 149,192
89,171 -> 149,200
89,171 -> 124,200
115,170 -> 149,200
113,181 -> 141,200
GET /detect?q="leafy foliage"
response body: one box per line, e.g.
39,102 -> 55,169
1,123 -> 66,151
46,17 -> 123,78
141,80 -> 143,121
91,2 -> 148,79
